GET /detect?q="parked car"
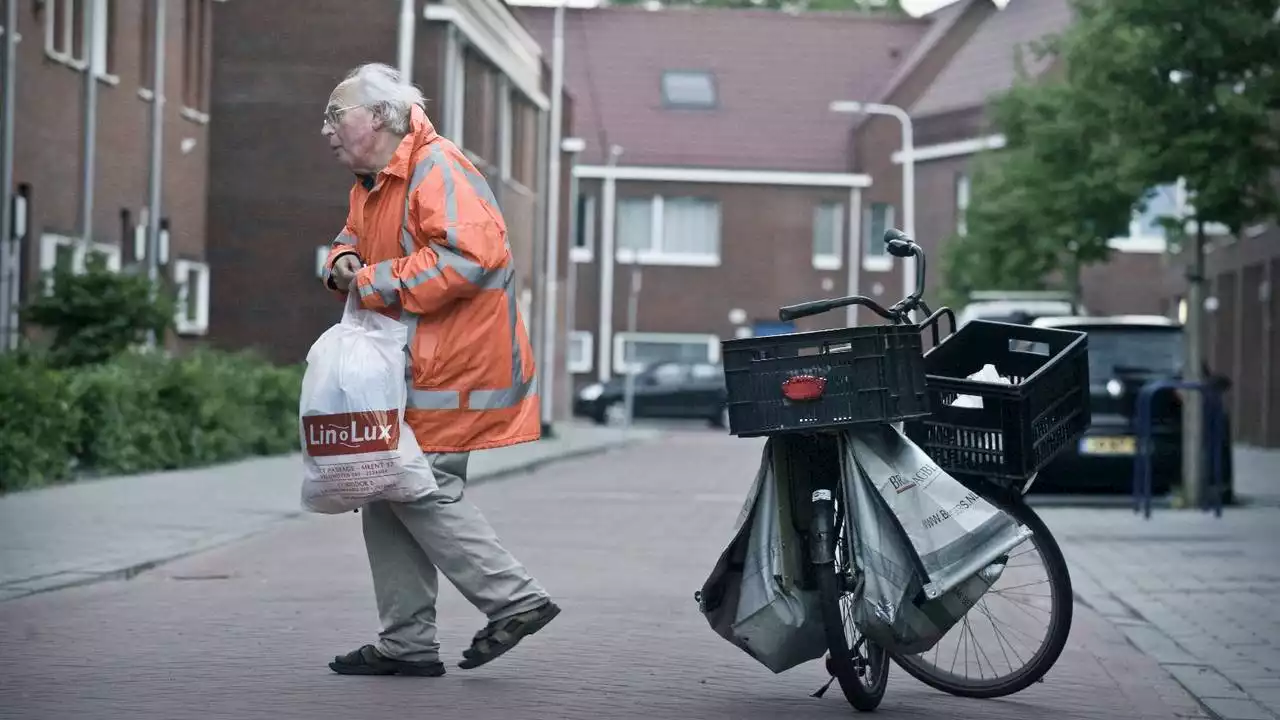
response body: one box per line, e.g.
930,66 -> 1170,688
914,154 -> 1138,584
573,361 -> 728,427
956,290 -> 1087,328
1029,315 -> 1234,502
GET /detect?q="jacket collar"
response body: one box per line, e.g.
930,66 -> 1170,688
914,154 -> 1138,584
356,105 -> 439,189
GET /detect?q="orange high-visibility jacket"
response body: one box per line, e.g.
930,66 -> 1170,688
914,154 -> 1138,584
323,104 -> 539,454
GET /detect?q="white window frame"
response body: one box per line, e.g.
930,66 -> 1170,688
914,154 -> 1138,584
38,234 -> 122,293
812,201 -> 843,271
44,0 -> 118,84
614,195 -> 721,268
568,330 -> 593,374
570,195 -> 596,263
172,258 -> 210,336
612,332 -> 720,376
862,202 -> 894,272
955,173 -> 970,237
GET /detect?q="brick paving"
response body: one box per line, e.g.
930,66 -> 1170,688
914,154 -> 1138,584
0,431 -> 1208,720
0,422 -> 650,600
1039,504 -> 1280,720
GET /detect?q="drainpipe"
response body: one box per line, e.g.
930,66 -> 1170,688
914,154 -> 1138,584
397,0 -> 415,84
79,0 -> 100,254
0,0 -> 17,351
144,0 -> 165,346
539,0 -> 565,431
597,144 -> 622,383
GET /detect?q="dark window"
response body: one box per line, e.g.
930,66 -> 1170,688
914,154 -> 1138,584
661,71 -> 716,109
182,0 -> 212,112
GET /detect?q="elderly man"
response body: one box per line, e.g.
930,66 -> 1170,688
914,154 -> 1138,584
319,63 -> 559,677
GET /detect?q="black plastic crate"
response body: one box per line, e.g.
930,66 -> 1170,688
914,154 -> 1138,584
904,320 -> 1091,482
722,324 -> 930,437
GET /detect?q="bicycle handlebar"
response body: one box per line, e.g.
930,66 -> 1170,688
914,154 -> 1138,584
778,228 -> 929,324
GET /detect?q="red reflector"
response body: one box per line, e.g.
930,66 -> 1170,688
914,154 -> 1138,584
782,375 -> 826,401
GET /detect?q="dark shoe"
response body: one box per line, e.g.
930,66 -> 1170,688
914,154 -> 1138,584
458,600 -> 561,670
329,644 -> 445,677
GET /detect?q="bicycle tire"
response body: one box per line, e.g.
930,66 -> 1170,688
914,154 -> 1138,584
889,494 -> 1073,699
814,497 -> 890,711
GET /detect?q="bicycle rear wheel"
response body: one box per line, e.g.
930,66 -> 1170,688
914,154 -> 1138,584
813,488 -> 890,711
889,487 -> 1073,698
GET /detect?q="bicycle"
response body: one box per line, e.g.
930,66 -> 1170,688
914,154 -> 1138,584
719,228 -> 1086,712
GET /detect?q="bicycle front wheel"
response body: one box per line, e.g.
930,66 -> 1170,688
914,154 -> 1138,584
890,488 -> 1073,698
814,488 -> 890,711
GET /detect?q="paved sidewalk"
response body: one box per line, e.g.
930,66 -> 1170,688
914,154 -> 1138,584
0,431 -> 1207,720
1041,504 -> 1280,720
0,422 -> 656,602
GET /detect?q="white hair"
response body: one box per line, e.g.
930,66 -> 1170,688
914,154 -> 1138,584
337,63 -> 426,135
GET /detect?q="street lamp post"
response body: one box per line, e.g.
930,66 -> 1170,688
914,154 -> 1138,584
540,0 -> 567,435
561,136 -> 585,415
830,100 -> 915,316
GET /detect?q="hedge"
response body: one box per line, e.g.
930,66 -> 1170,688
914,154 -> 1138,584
0,348 -> 303,492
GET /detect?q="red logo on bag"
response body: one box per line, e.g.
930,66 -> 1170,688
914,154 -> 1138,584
303,410 -> 401,457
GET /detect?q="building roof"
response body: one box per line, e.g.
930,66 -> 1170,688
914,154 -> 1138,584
515,5 -> 931,171
908,0 -> 1074,118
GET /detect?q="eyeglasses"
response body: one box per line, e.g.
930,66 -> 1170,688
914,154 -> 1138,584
323,104 -> 363,128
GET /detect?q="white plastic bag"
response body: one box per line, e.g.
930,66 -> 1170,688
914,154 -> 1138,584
845,424 -> 1031,601
298,290 -> 436,513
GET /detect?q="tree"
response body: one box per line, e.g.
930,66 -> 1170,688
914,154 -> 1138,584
941,51 -> 1144,305
22,253 -> 175,369
1059,0 -> 1280,507
605,0 -> 903,12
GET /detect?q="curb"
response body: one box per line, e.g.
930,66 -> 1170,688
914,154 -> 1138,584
0,432 -> 656,604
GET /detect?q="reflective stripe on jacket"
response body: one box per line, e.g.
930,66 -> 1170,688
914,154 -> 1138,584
324,104 -> 539,453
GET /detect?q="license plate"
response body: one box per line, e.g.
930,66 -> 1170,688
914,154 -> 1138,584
1080,436 -> 1136,455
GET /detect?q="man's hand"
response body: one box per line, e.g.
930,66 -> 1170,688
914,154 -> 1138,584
331,253 -> 362,291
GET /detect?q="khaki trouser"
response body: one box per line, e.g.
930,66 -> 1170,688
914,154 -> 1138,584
361,451 -> 549,662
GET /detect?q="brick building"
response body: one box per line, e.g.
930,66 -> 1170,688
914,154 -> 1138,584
205,0 -> 575,413
2,0 -> 219,348
516,4 -> 931,392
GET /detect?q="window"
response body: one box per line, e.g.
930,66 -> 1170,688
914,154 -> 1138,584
661,71 -> 717,109
612,332 -> 719,376
44,0 -> 115,79
462,48 -> 498,165
172,259 -> 210,335
182,0 -> 212,117
571,195 -> 596,263
509,94 -> 538,189
38,234 -> 122,294
863,202 -> 895,270
140,0 -> 154,91
616,196 -> 721,266
812,202 -> 843,270
568,331 -> 593,374
955,173 -> 970,236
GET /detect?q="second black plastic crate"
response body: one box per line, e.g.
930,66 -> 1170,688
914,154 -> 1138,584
904,320 -> 1091,482
722,324 -> 930,437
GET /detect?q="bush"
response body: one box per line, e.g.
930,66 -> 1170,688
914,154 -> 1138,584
0,255 -> 304,492
0,348 -> 303,491
0,352 -> 82,491
70,349 -> 304,477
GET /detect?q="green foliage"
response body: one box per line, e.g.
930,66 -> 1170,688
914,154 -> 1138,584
22,253 -> 174,368
606,0 -> 902,12
1059,0 -> 1280,238
70,349 -> 303,476
0,347 -> 303,493
0,352 -> 82,490
943,0 -> 1280,300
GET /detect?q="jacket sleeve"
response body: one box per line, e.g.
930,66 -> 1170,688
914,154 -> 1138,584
353,159 -> 507,316
322,191 -> 362,293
